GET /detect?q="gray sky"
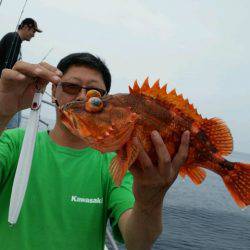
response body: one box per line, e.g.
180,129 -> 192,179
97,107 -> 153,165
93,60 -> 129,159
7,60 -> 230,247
0,0 -> 249,153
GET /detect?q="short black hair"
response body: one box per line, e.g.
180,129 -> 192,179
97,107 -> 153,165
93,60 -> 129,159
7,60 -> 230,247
57,52 -> 111,93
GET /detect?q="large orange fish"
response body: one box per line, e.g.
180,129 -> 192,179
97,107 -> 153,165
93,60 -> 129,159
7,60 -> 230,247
59,79 -> 250,208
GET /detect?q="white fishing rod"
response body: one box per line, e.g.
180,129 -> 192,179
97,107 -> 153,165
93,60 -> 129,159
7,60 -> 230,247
8,48 -> 54,225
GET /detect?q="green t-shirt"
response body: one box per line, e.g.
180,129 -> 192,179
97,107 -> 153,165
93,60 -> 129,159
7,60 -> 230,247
0,129 -> 135,250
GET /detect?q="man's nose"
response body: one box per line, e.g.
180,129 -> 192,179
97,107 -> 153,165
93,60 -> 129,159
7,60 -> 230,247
75,89 -> 86,101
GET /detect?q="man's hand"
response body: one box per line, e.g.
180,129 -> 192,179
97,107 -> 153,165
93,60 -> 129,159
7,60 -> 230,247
130,130 -> 190,211
119,131 -> 190,249
0,61 -> 62,118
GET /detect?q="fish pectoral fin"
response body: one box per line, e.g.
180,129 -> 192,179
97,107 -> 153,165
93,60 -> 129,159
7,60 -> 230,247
179,165 -> 207,185
179,167 -> 187,179
110,140 -> 139,186
202,118 -> 233,156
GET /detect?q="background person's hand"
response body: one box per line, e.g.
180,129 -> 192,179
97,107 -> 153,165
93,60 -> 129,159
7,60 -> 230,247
130,130 -> 190,211
0,61 -> 62,118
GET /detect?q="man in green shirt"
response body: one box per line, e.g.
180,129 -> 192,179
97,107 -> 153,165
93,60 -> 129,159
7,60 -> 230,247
0,52 -> 190,249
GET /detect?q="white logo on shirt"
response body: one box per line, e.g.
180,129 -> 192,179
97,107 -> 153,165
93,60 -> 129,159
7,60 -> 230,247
71,195 -> 103,204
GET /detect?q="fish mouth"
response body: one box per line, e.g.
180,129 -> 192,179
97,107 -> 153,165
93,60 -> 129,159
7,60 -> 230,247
60,105 -> 92,139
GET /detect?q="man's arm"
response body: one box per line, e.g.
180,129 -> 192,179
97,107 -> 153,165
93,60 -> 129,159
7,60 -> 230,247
118,131 -> 190,250
119,205 -> 162,250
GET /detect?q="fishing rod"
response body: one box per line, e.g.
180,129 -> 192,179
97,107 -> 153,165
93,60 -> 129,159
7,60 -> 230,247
4,0 -> 28,69
8,47 -> 54,225
15,0 -> 28,30
41,47 -> 54,61
42,48 -> 55,105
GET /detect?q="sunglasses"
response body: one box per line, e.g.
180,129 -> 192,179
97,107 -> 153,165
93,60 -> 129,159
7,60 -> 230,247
58,82 -> 107,97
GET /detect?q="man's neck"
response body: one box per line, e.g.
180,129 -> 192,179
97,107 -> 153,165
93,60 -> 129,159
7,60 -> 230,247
49,120 -> 88,150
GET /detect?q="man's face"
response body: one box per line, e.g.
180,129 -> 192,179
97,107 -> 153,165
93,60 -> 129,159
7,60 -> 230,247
22,26 -> 36,41
53,65 -> 106,108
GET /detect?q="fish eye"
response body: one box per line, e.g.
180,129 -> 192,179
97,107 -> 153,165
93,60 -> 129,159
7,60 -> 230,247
90,97 -> 102,106
85,97 -> 104,112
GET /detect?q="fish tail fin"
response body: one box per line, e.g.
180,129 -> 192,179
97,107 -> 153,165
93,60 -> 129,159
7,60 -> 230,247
222,162 -> 250,208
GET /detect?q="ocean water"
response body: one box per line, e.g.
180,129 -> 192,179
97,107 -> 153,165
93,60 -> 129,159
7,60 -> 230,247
108,152 -> 250,250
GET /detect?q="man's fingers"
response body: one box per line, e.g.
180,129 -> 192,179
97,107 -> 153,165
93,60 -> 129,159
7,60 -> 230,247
151,131 -> 171,173
172,131 -> 190,171
0,69 -> 32,89
13,61 -> 61,84
132,137 -> 154,171
1,68 -> 25,81
40,62 -> 62,76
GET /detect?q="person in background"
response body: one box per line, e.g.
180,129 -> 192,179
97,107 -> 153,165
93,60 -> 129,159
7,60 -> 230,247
0,17 -> 42,129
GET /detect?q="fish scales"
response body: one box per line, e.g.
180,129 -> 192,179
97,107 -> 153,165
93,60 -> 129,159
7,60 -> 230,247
60,79 -> 250,208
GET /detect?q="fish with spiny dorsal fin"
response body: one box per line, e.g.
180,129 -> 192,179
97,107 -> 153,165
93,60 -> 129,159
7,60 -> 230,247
59,79 -> 250,208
